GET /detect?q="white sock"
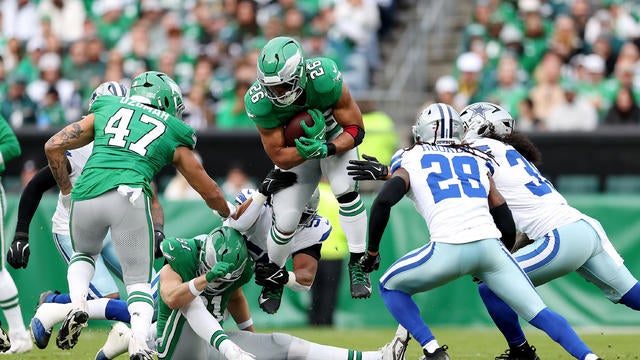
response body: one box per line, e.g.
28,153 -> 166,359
423,339 -> 440,354
126,283 -> 154,344
87,298 -> 111,320
338,196 -> 367,254
267,226 -> 294,267
67,253 -> 96,309
287,336 -> 379,360
584,354 -> 600,360
0,269 -> 26,333
35,303 -> 72,329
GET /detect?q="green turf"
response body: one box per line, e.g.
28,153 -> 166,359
11,326 -> 640,359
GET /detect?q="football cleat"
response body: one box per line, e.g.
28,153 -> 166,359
95,322 -> 131,360
30,316 -> 52,349
5,329 -> 32,354
129,335 -> 154,360
258,285 -> 284,314
0,322 -> 10,352
56,309 -> 89,350
348,262 -> 372,298
381,325 -> 411,360
495,343 -> 540,360
419,345 -> 450,360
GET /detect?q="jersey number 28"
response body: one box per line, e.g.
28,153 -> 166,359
421,154 -> 487,203
105,108 -> 166,156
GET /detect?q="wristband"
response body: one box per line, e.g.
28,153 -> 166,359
285,271 -> 312,292
188,279 -> 203,296
237,318 -> 253,330
325,142 -> 336,156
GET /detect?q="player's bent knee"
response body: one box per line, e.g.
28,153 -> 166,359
271,332 -> 294,346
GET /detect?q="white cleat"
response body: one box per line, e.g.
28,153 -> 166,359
381,325 -> 411,360
5,329 -> 33,354
95,322 -> 131,360
128,335 -> 155,360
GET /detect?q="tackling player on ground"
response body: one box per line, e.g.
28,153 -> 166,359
44,71 -> 236,360
244,36 -> 370,313
356,103 -> 602,360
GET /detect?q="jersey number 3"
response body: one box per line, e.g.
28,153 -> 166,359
105,108 -> 166,156
421,154 -> 487,203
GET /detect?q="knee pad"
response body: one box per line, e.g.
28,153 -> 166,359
337,191 -> 358,204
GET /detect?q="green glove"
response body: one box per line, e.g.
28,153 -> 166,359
205,262 -> 233,282
301,109 -> 326,141
295,137 -> 328,159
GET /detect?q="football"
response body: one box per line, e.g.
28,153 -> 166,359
284,111 -> 314,147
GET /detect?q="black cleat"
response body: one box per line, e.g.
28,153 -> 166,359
348,262 -> 372,298
495,343 -> 540,360
56,310 -> 88,350
258,286 -> 284,314
420,345 -> 450,360
0,321 -> 10,352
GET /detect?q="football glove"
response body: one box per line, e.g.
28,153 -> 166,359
347,154 -> 389,181
7,232 -> 30,269
358,252 -> 381,273
205,262 -> 233,282
258,169 -> 297,196
154,229 -> 165,259
254,262 -> 289,287
301,109 -> 326,141
295,137 -> 328,159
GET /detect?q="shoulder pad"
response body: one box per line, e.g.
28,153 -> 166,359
161,237 -> 199,270
305,58 -> 343,94
244,83 -> 282,129
389,148 -> 406,174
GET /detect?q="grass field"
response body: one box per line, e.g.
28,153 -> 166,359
9,326 -> 640,359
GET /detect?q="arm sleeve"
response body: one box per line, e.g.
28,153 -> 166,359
15,165 -> 57,235
225,193 -> 267,233
490,203 -> 516,251
367,176 -> 408,252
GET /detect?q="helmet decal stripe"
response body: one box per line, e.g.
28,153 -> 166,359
436,103 -> 445,139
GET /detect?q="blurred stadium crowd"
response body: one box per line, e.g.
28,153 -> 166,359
1,0 -> 392,131
434,0 -> 640,132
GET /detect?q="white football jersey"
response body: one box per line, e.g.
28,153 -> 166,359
228,204 -> 331,262
469,137 -> 582,239
389,144 -> 501,244
51,142 -> 94,235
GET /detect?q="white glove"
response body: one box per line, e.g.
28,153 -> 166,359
60,193 -> 72,212
223,343 -> 256,360
213,201 -> 237,220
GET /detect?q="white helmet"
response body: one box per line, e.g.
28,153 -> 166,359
460,102 -> 514,141
89,81 -> 128,108
412,103 -> 464,145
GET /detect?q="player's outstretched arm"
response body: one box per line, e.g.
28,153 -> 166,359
227,288 -> 255,332
257,125 -> 305,170
347,154 -> 391,181
7,165 -> 59,269
173,146 -> 234,218
44,115 -> 95,195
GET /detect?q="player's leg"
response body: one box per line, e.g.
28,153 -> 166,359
478,239 -> 600,360
223,331 -> 385,360
378,242 -> 459,359
263,162 -> 320,314
107,190 -> 155,359
0,184 -> 31,354
321,147 -> 369,298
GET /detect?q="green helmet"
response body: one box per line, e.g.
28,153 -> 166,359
257,36 -> 307,107
129,71 -> 185,119
198,226 -> 249,295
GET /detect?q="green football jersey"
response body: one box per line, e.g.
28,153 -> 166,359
156,235 -> 254,357
244,57 -> 343,133
72,95 -> 196,201
0,114 -> 21,174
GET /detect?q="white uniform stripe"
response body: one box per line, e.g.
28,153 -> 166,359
380,242 -> 434,284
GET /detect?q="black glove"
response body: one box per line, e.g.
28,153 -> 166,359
259,169 -> 297,196
154,229 -> 165,259
347,154 -> 389,181
358,252 -> 381,273
7,232 -> 30,269
254,262 -> 289,287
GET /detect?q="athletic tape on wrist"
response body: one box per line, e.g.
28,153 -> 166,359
188,279 -> 203,296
